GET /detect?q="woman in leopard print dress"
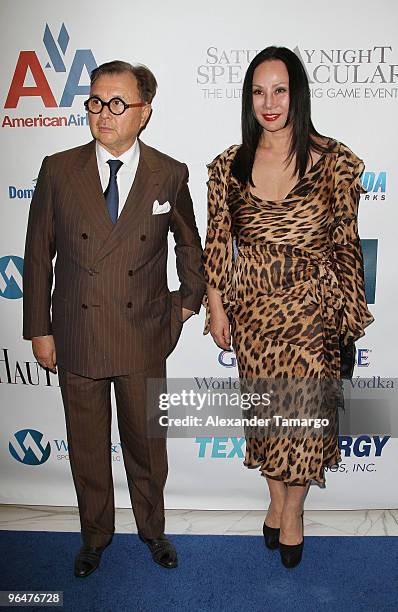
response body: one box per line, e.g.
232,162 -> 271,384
203,46 -> 373,567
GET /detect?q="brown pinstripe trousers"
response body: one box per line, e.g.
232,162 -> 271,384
58,362 -> 167,547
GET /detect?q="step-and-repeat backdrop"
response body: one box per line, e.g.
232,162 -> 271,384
1,0 -> 397,510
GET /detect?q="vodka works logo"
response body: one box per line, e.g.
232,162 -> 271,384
2,23 -> 97,128
361,171 -> 387,201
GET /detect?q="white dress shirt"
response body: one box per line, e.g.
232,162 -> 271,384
96,140 -> 140,217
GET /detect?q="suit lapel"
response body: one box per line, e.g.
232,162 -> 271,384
95,140 -> 164,262
71,140 -> 114,241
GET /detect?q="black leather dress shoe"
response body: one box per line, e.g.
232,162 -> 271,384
138,533 -> 178,569
263,523 -> 280,550
74,546 -> 106,578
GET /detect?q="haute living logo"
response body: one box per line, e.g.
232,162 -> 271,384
0,348 -> 58,386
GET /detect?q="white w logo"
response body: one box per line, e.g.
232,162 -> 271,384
9,429 -> 51,465
10,431 -> 50,464
0,258 -> 23,294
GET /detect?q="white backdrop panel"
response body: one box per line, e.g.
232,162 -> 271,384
0,0 -> 397,510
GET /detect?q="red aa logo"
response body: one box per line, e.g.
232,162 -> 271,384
5,23 -> 97,108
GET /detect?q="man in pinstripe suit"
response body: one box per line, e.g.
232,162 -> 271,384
23,61 -> 205,577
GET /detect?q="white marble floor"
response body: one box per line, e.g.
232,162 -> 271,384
1,505 -> 398,536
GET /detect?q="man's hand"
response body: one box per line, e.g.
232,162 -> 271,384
32,335 -> 57,373
210,309 -> 231,350
182,307 -> 195,322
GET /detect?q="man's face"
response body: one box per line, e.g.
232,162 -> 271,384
88,72 -> 151,156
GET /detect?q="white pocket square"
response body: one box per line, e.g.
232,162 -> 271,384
152,200 -> 171,214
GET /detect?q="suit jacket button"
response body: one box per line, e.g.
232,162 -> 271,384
82,303 -> 88,309
128,270 -> 133,276
140,234 -> 146,241
127,302 -> 132,308
81,233 -> 88,239
88,269 -> 94,276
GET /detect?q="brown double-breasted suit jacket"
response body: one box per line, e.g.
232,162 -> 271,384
23,139 -> 205,378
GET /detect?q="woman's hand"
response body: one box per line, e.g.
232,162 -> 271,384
207,285 -> 231,350
210,309 -> 231,350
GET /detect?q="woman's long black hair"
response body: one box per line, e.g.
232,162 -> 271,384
231,46 -> 330,186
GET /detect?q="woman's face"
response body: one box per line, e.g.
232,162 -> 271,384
252,60 -> 290,133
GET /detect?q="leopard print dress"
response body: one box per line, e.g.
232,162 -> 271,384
203,140 -> 374,486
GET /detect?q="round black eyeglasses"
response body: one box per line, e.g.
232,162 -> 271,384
84,96 -> 147,115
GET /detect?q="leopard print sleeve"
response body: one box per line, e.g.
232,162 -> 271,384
332,143 -> 375,343
202,146 -> 238,334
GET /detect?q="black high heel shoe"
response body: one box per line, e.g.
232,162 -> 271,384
279,513 -> 304,568
263,523 -> 280,549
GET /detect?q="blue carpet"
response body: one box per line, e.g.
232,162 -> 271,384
0,532 -> 397,612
